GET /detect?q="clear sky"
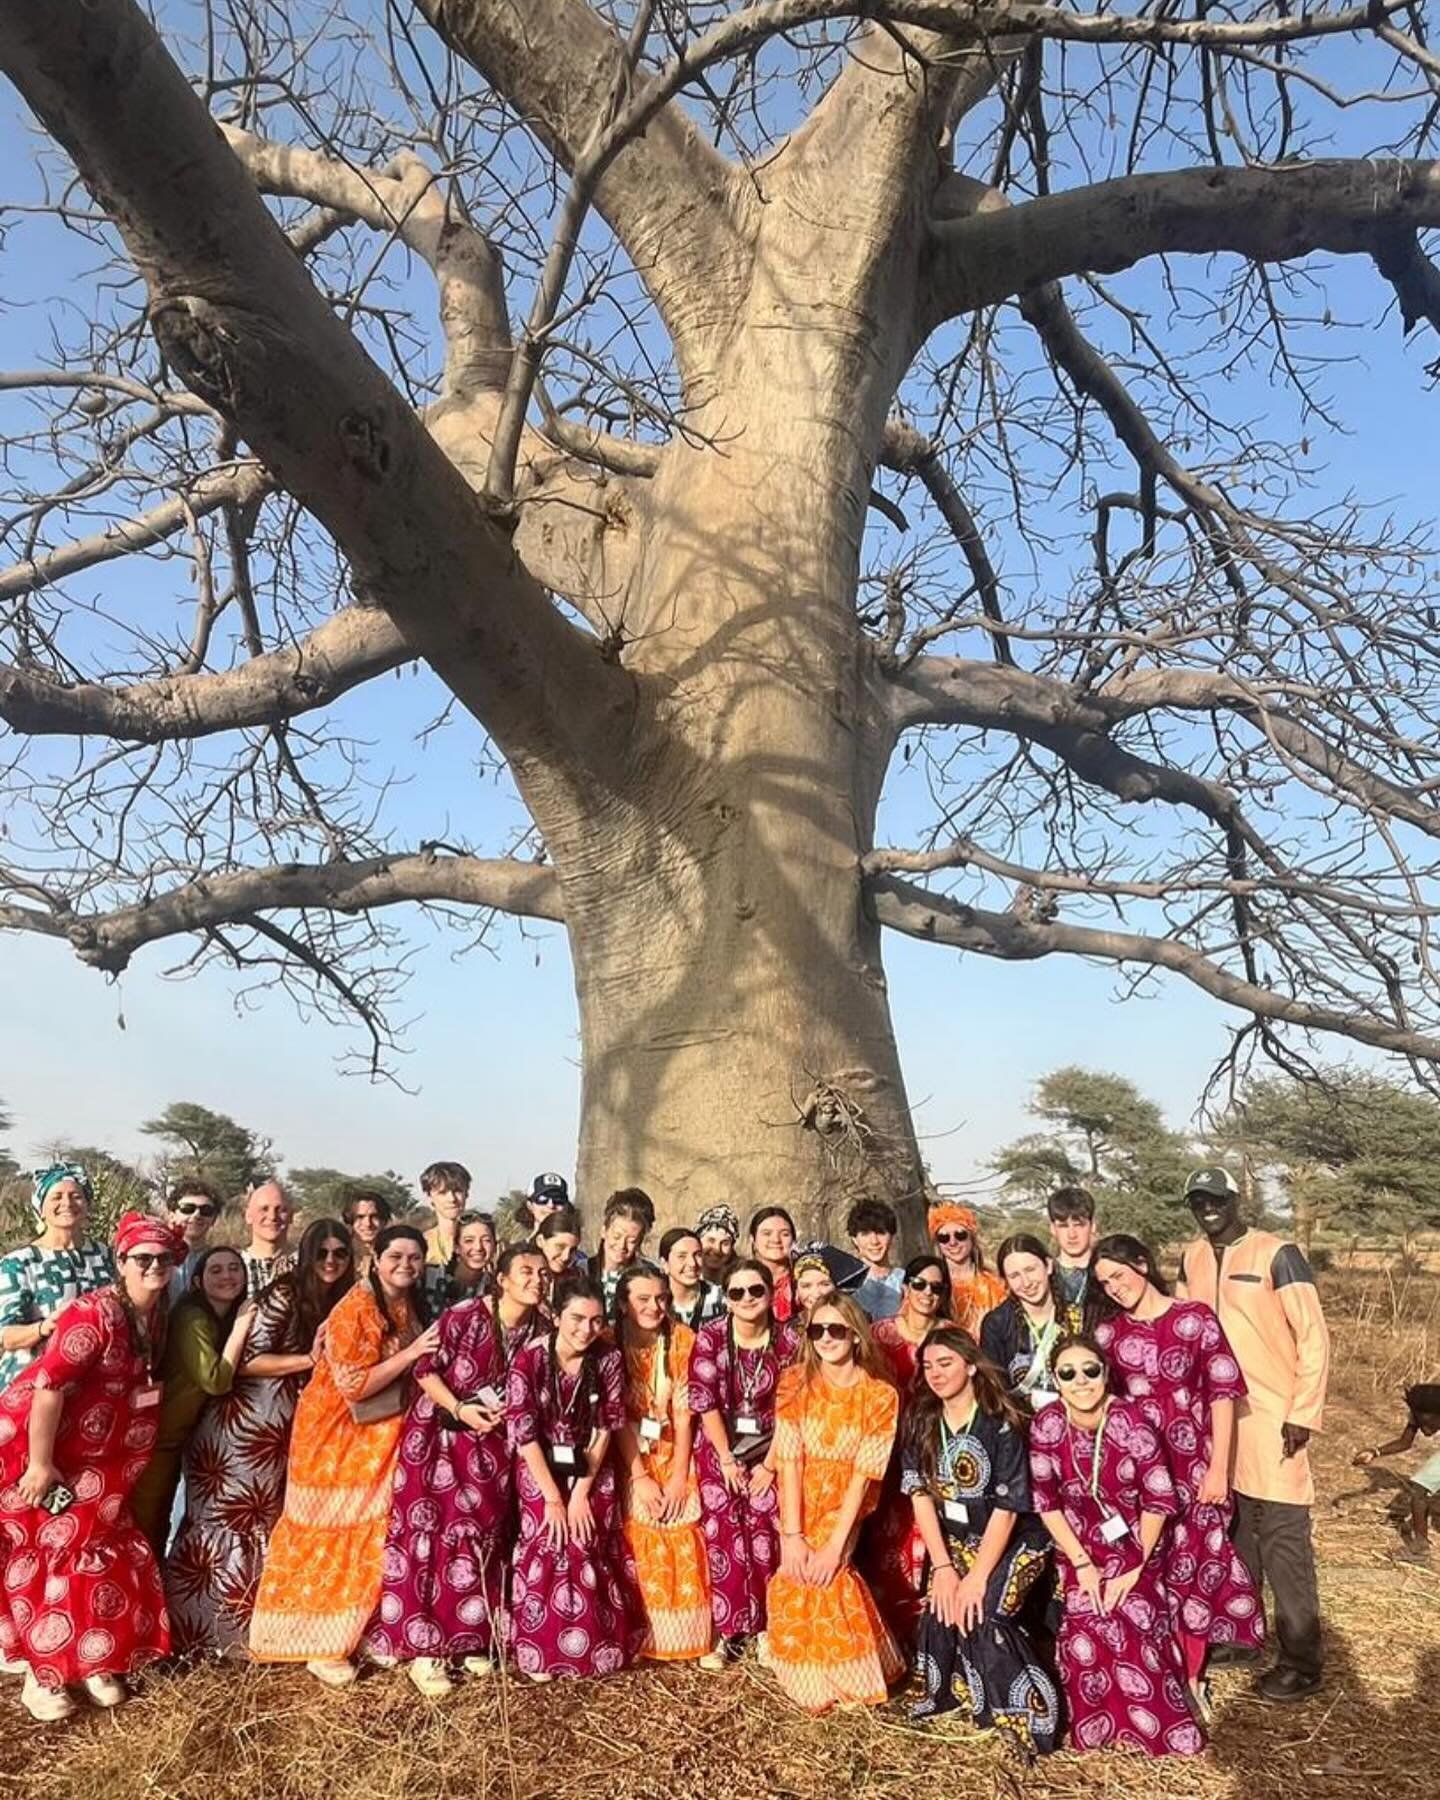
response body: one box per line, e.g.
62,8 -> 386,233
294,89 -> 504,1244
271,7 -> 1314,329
1,17 -> 1434,1199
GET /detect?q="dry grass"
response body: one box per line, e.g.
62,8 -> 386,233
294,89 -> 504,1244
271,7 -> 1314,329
1,1270 -> 1436,1800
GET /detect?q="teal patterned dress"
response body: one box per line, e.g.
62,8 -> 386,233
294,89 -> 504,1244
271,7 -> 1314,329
0,1239 -> 116,1392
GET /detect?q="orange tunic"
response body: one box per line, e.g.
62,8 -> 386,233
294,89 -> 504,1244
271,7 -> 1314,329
765,1366 -> 902,1713
949,1266 -> 1007,1338
249,1284 -> 417,1660
621,1325 -> 711,1660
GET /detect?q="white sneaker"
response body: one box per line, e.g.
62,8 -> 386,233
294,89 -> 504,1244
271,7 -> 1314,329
21,1671 -> 74,1721
698,1648 -> 728,1671
461,1654 -> 494,1678
525,1669 -> 553,1684
0,1652 -> 27,1676
82,1673 -> 127,1709
755,1631 -> 771,1668
407,1657 -> 453,1697
305,1658 -> 357,1688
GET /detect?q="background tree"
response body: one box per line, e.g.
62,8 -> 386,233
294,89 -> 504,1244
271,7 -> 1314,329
140,1101 -> 274,1203
4,5 -> 1440,1240
286,1166 -> 411,1219
0,1100 -> 15,1181
36,1140 -> 152,1237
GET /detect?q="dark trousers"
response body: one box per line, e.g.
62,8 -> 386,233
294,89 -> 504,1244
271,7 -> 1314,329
1233,1493 -> 1323,1677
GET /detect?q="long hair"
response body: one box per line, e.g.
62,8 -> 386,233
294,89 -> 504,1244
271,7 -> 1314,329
1087,1233 -> 1170,1321
269,1216 -> 356,1348
445,1208 -> 495,1302
612,1263 -> 671,1361
794,1291 -> 893,1390
1051,1330 -> 1113,1411
546,1273 -> 607,1439
368,1222 -> 431,1333
184,1244 -> 248,1336
899,1252 -> 952,1319
904,1326 -> 1027,1486
748,1205 -> 796,1243
995,1231 -> 1067,1320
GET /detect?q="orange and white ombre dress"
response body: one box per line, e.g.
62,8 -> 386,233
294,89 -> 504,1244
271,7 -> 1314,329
765,1364 -> 902,1713
621,1325 -> 712,1661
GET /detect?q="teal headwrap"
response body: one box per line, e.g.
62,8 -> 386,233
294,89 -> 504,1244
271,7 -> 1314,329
31,1162 -> 91,1217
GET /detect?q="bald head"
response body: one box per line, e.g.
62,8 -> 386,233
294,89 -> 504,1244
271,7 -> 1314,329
245,1180 -> 292,1250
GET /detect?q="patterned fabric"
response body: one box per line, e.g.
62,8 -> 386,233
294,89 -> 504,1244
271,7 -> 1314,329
621,1327 -> 711,1660
854,1267 -> 905,1322
506,1338 -> 644,1678
29,1164 -> 89,1214
1056,1263 -> 1091,1309
689,1317 -> 799,1639
0,1240 -> 115,1393
860,1317 -> 930,1648
164,1282 -> 309,1654
979,1298 -> 1083,1401
765,1366 -> 903,1713
1095,1303 -> 1265,1653
249,1284 -> 416,1661
0,1289 -> 170,1685
1029,1398 -> 1204,1756
370,1298 -> 542,1662
947,1266 -> 1008,1338
131,1298 -> 240,1557
240,1248 -> 295,1303
669,1283 -> 726,1333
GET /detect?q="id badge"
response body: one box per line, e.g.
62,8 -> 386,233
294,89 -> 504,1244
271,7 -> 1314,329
734,1414 -> 761,1438
1098,1511 -> 1129,1543
475,1384 -> 503,1410
942,1499 -> 969,1526
550,1442 -> 577,1468
1029,1387 -> 1059,1409
639,1416 -> 664,1444
133,1383 -> 161,1411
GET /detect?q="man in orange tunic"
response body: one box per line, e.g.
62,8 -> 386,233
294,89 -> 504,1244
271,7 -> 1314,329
1178,1167 -> 1330,1703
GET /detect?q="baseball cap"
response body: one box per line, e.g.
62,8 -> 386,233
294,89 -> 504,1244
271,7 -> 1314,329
1184,1166 -> 1239,1201
531,1172 -> 569,1203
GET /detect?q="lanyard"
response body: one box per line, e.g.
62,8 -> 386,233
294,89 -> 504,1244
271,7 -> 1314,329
727,1318 -> 772,1413
1070,1398 -> 1111,1507
1019,1312 -> 1060,1390
550,1350 -> 592,1437
643,1336 -> 671,1420
939,1403 -> 978,1481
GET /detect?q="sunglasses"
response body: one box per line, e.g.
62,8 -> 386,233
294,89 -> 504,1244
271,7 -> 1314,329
1054,1363 -> 1104,1383
806,1321 -> 853,1343
126,1252 -> 176,1272
907,1276 -> 945,1294
727,1283 -> 768,1301
318,1246 -> 352,1262
935,1229 -> 971,1245
175,1202 -> 219,1219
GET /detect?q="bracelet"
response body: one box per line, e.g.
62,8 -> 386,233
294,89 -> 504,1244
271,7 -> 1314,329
1072,1558 -> 1094,1570
933,1560 -> 955,1572
781,1529 -> 802,1539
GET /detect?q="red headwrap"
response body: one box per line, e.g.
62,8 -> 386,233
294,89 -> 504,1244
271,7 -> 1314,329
113,1210 -> 186,1261
928,1201 -> 981,1240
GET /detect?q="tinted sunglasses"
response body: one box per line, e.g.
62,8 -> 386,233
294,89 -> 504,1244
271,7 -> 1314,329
907,1276 -> 945,1294
727,1283 -> 768,1301
806,1321 -> 852,1342
935,1229 -> 971,1245
126,1251 -> 175,1272
318,1245 -> 352,1262
1054,1362 -> 1104,1383
175,1201 -> 219,1218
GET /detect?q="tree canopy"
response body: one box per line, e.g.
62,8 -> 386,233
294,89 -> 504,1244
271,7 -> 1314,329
140,1101 -> 274,1201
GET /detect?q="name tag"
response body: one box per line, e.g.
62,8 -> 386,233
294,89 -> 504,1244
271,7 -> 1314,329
639,1416 -> 664,1444
133,1384 -> 161,1411
734,1414 -> 761,1438
943,1499 -> 969,1526
549,1443 -> 577,1468
1029,1388 -> 1058,1409
1098,1512 -> 1129,1543
474,1384 -> 503,1410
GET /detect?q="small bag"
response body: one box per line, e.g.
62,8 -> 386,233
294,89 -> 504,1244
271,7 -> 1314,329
348,1377 -> 409,1424
730,1425 -> 773,1468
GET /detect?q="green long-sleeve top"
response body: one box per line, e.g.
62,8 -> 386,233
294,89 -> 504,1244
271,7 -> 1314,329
155,1297 -> 239,1453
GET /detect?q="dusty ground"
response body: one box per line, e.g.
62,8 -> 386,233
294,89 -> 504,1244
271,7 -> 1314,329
0,1268 -> 1434,1800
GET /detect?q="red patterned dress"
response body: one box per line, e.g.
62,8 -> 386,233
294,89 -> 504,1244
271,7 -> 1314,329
0,1289 -> 169,1685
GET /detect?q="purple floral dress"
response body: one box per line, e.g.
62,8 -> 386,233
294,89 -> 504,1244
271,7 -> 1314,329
688,1316 -> 799,1639
1029,1398 -> 1204,1757
368,1299 -> 542,1662
1095,1302 -> 1265,1655
505,1337 -> 644,1678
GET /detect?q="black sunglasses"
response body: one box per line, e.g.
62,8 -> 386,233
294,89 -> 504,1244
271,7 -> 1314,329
175,1201 -> 219,1219
727,1283 -> 768,1301
907,1276 -> 945,1294
806,1321 -> 852,1343
1055,1362 -> 1104,1383
126,1251 -> 175,1272
935,1229 -> 971,1245
317,1244 -> 352,1261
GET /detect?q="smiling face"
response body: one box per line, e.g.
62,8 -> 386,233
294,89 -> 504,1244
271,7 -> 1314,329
700,1228 -> 735,1279
1002,1249 -> 1054,1308
851,1226 -> 893,1269
933,1225 -> 973,1272
429,1183 -> 468,1226
602,1215 -> 643,1267
538,1230 -> 580,1275
724,1269 -> 772,1328
903,1260 -> 947,1321
40,1178 -> 89,1237
499,1251 -> 545,1310
556,1294 -> 604,1357
1054,1346 -> 1108,1416
246,1183 -> 292,1250
808,1303 -> 857,1368
169,1190 -> 219,1248
665,1235 -> 702,1289
375,1236 -> 424,1290
200,1248 -> 247,1309
624,1274 -> 668,1335
1094,1255 -> 1151,1314
348,1200 -> 387,1248
315,1234 -> 354,1287
1050,1213 -> 1095,1262
920,1340 -> 974,1403
752,1215 -> 794,1267
1188,1188 -> 1242,1241
457,1219 -> 496,1272
120,1245 -> 175,1306
794,1265 -> 832,1312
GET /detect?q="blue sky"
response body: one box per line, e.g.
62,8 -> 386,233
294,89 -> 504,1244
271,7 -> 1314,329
1,15 -> 1435,1198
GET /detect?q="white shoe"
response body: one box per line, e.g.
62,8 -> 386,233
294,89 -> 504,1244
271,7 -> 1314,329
407,1657 -> 453,1697
21,1671 -> 74,1721
755,1631 -> 771,1668
698,1648 -> 728,1671
305,1658 -> 357,1688
82,1673 -> 127,1709
525,1669 -> 553,1684
0,1652 -> 28,1676
461,1654 -> 494,1678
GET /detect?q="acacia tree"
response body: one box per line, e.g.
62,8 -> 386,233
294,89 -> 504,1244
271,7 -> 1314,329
4,3 -> 1440,1240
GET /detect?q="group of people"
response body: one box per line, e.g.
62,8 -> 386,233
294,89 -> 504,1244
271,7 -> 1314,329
0,1156 -> 1346,1760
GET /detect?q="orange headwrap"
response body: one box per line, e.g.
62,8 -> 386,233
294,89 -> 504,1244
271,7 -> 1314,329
927,1202 -> 981,1240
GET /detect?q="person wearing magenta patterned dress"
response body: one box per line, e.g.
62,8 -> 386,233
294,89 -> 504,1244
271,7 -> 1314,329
370,1245 -> 547,1694
505,1275 -> 643,1681
690,1259 -> 799,1655
1029,1333 -> 1204,1757
1091,1234 -> 1264,1710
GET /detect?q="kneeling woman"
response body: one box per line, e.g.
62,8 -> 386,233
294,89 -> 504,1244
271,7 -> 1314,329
371,1243 -> 548,1694
1029,1334 -> 1204,1756
766,1293 -> 903,1713
902,1328 -> 1057,1756
506,1275 -> 644,1680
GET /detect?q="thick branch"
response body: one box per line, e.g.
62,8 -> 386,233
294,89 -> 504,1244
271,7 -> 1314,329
868,873 -> 1440,1062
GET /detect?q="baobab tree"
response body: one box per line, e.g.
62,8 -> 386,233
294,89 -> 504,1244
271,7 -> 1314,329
3,2 -> 1440,1239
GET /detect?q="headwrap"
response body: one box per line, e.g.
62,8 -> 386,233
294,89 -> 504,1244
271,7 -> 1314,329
792,1241 -> 867,1295
928,1202 -> 981,1240
792,1242 -> 832,1279
696,1205 -> 740,1241
31,1163 -> 92,1217
113,1211 -> 186,1261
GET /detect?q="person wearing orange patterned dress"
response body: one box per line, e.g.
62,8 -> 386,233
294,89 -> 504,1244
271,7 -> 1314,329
249,1225 -> 439,1686
765,1292 -> 902,1713
614,1266 -> 715,1665
928,1203 -> 1006,1337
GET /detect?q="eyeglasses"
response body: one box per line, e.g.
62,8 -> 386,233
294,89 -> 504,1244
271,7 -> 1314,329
175,1202 -> 218,1219
1054,1363 -> 1104,1383
907,1276 -> 945,1294
726,1283 -> 768,1302
126,1252 -> 176,1273
806,1321 -> 852,1343
935,1229 -> 971,1245
318,1246 -> 352,1263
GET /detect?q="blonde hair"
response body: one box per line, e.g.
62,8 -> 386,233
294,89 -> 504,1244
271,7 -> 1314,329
794,1290 -> 895,1389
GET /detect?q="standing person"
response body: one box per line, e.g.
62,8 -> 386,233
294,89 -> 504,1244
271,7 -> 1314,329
371,1243 -> 547,1694
0,1210 -> 180,1720
250,1224 -> 439,1685
749,1206 -> 797,1323
0,1164 -> 114,1393
496,1171 -> 573,1247
343,1189 -> 393,1271
927,1203 -> 1006,1337
1029,1334 -> 1204,1757
696,1206 -> 740,1286
1353,1381 -> 1440,1558
591,1189 -> 655,1317
872,1254 -> 951,1389
420,1160 -> 471,1279
165,1218 -> 355,1656
240,1180 -> 295,1300
660,1227 -> 725,1332
506,1276 -> 644,1681
1178,1166 -> 1330,1702
1047,1187 -> 1098,1311
614,1267 -> 715,1664
131,1245 -> 258,1557
441,1210 -> 498,1306
848,1198 -> 904,1321
765,1294 -> 902,1713
165,1179 -> 223,1302
533,1206 -> 584,1296
980,1234 -> 1078,1410
690,1260 -> 799,1656
1091,1233 -> 1264,1708
902,1328 -> 1057,1755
